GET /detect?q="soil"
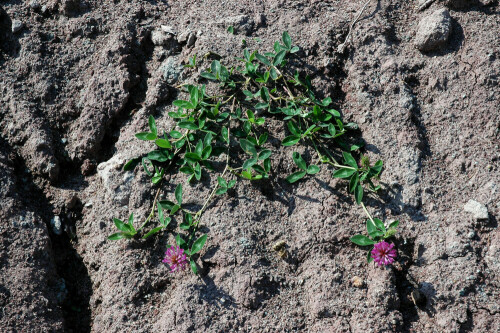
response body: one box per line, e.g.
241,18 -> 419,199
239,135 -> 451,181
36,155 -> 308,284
1,0 -> 499,332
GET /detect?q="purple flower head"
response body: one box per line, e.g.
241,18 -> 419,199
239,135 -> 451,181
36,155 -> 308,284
371,241 -> 397,266
162,246 -> 188,273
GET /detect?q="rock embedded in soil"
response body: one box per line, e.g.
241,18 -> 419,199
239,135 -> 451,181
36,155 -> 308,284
151,28 -> 175,46
11,19 -> 23,33
414,8 -> 452,52
464,199 -> 489,220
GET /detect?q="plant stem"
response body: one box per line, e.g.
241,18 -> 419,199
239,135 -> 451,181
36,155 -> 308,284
138,148 -> 181,232
361,202 -> 374,224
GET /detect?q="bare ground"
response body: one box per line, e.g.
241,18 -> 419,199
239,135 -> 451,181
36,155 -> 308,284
0,0 -> 499,332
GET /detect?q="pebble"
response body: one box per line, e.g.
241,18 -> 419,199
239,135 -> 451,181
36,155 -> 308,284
50,216 -> 63,235
12,20 -> 23,34
351,276 -> 364,288
464,199 -> 489,221
186,32 -> 197,47
414,8 -> 452,52
30,0 -> 41,10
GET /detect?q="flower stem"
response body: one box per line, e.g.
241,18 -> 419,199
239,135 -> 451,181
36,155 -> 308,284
361,202 -> 374,224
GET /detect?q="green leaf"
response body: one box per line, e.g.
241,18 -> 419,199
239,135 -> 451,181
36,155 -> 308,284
273,50 -> 286,66
373,218 -> 386,232
343,152 -> 358,169
221,126 -> 229,143
193,140 -> 203,156
170,130 -> 183,139
349,172 -> 359,193
355,184 -> 363,205
292,152 -> 307,170
351,143 -> 364,151
135,132 -> 157,141
388,220 -> 399,229
175,184 -> 182,205
241,170 -> 252,180
255,102 -> 269,109
322,97 -> 332,106
123,158 -> 140,171
282,135 -> 300,146
290,46 -> 299,53
287,121 -> 301,136
332,168 -> 356,179
201,146 -> 212,160
328,123 -> 336,137
113,218 -> 130,233
366,219 -> 377,234
228,180 -> 236,188
264,158 -> 271,173
158,200 -> 175,211
155,138 -> 171,149
243,157 -> 258,170
258,149 -> 272,161
194,162 -> 201,180
108,233 -> 126,240
371,160 -> 384,176
148,116 -> 157,135
147,150 -> 169,162
175,234 -> 186,248
258,133 -> 268,146
190,259 -> 198,274
227,26 -> 234,34
217,176 -> 228,188
142,226 -> 164,239
286,171 -> 306,183
350,235 -> 375,246
256,53 -> 272,66
369,230 -> 385,238
162,217 -> 172,228
240,139 -> 257,156
191,234 -> 207,255
179,222 -> 190,230
201,72 -> 217,80
173,100 -> 195,109
178,121 -> 199,130
215,187 -> 227,195
184,152 -> 201,163
170,204 -> 180,215
307,165 -> 320,175
367,250 -> 374,263
282,31 -> 292,49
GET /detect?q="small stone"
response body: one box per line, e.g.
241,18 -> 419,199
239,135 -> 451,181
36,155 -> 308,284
351,276 -> 364,288
151,28 -> 174,46
464,199 -> 489,220
186,32 -> 196,47
30,0 -> 41,10
12,20 -> 23,33
177,30 -> 190,44
61,138 -> 68,144
414,8 -> 452,52
50,216 -> 63,235
161,25 -> 176,35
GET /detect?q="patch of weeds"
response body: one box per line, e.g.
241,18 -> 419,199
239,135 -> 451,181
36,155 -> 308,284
108,31 -> 400,273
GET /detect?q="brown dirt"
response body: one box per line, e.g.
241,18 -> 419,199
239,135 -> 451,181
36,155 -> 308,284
1,0 -> 499,332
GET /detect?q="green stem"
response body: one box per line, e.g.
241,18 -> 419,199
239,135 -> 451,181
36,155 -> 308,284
361,202 -> 374,224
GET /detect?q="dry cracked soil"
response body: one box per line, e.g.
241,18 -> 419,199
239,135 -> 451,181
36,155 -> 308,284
0,0 -> 499,332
